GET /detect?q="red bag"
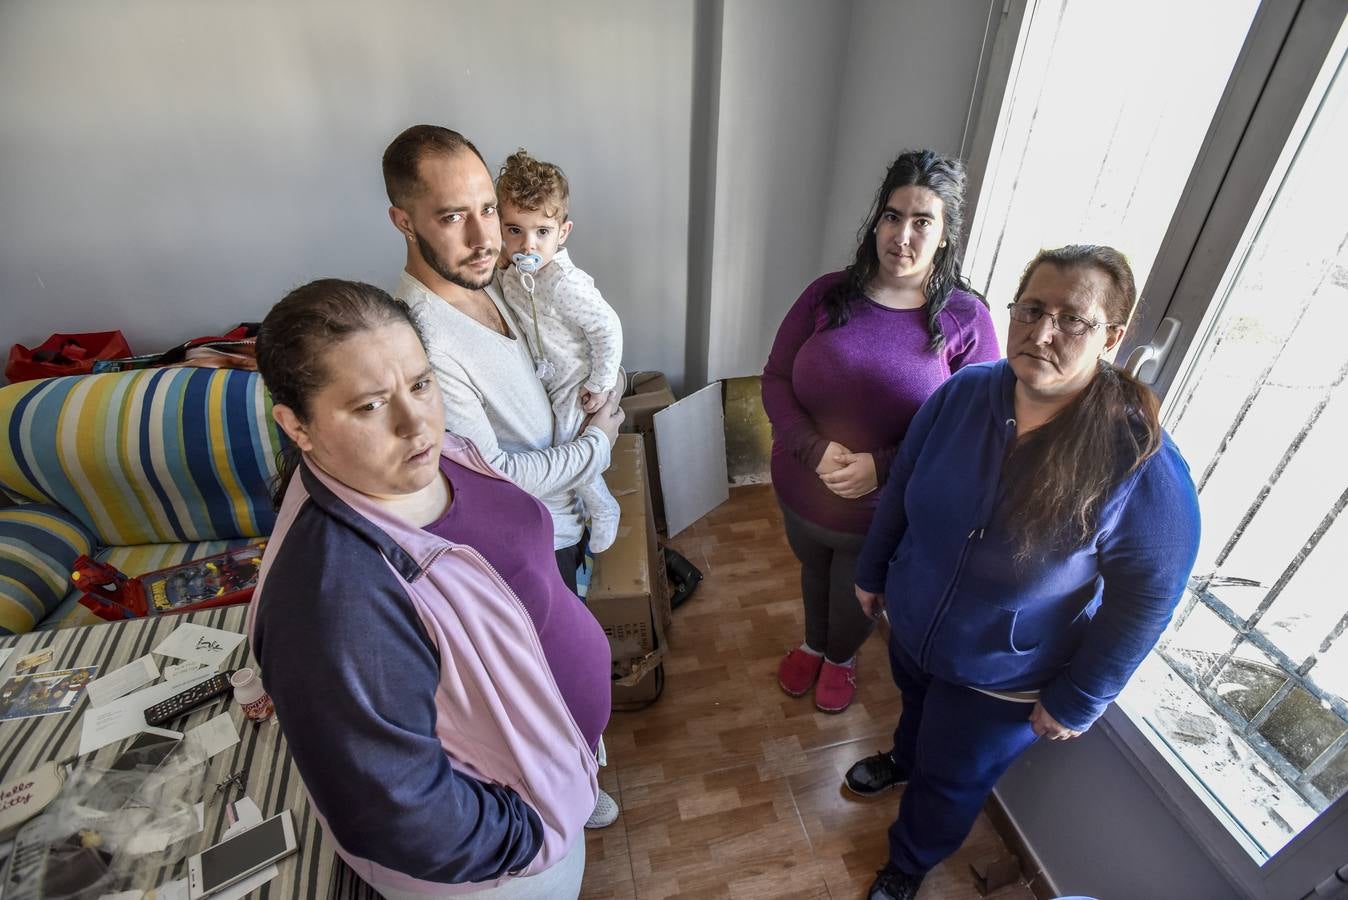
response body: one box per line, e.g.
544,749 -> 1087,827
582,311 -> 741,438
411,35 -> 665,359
5,331 -> 133,384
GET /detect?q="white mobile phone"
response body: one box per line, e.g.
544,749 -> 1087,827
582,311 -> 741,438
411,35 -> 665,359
187,810 -> 297,899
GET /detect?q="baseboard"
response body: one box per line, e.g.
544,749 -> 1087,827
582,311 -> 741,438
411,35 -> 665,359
985,790 -> 1060,899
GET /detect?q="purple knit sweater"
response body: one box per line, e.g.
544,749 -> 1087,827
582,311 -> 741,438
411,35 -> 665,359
762,271 -> 1000,534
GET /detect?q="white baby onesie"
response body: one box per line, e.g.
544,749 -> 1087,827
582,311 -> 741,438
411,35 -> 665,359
499,248 -> 624,552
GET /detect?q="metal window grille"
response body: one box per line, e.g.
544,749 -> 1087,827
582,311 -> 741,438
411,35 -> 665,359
1156,274 -> 1348,812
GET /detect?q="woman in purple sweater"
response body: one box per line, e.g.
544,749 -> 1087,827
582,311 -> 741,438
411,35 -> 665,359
762,150 -> 998,712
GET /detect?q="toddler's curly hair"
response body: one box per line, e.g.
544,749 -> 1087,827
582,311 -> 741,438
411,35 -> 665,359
496,150 -> 570,222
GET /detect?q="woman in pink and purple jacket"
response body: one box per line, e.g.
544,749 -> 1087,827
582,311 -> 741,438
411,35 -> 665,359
248,279 -> 609,899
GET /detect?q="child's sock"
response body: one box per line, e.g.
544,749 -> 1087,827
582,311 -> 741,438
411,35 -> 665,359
581,478 -> 621,554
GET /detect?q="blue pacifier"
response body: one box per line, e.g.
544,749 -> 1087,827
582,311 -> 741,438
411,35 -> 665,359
512,252 -> 543,274
511,251 -> 552,380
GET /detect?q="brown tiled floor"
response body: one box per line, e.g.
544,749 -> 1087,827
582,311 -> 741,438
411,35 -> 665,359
582,485 -> 1035,900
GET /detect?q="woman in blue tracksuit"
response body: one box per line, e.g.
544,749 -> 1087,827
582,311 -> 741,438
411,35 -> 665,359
849,245 -> 1202,900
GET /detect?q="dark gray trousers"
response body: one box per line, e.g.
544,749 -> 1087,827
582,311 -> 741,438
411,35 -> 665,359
779,502 -> 874,663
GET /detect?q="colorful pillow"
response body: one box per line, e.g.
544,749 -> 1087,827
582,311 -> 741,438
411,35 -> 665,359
0,504 -> 96,635
0,368 -> 283,546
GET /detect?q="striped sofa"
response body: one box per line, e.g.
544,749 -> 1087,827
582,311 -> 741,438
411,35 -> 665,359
0,367 -> 283,634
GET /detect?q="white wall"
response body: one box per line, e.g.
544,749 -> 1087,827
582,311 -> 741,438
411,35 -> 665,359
0,0 -> 693,383
818,0 -> 998,273
702,0 -> 853,382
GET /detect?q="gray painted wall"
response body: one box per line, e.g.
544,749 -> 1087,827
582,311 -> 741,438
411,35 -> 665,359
697,0 -> 999,382
702,0 -> 852,383
818,0 -> 996,275
0,0 -> 692,383
997,720 -> 1244,899
0,0 -> 995,390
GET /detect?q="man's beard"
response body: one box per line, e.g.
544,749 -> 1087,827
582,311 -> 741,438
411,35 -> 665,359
416,230 -> 495,290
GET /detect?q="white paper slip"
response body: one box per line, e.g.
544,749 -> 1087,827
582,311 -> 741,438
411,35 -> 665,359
143,724 -> 183,740
163,660 -> 211,682
225,796 -> 264,833
0,647 -> 14,672
78,704 -> 156,756
77,672 -> 210,755
123,824 -> 176,856
148,878 -> 189,900
184,712 -> 239,760
152,624 -> 245,667
87,655 -> 160,707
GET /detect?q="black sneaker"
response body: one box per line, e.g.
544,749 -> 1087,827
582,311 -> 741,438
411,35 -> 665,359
844,750 -> 908,797
867,864 -> 924,900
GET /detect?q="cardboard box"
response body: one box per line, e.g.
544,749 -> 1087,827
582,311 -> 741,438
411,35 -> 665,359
589,433 -> 669,707
619,372 -> 674,432
618,372 -> 675,531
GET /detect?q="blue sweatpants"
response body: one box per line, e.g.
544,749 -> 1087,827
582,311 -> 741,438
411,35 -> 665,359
886,639 -> 1041,876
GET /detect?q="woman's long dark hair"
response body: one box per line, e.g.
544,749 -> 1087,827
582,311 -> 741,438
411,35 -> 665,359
1000,246 -> 1162,561
254,279 -> 424,507
823,149 -> 979,351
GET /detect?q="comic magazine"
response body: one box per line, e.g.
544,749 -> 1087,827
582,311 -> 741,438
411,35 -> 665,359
0,666 -> 97,722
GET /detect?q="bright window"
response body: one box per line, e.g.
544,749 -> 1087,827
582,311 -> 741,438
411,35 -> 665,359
965,0 -> 1258,341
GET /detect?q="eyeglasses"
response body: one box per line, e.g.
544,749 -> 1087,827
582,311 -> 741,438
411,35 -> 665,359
1006,302 -> 1120,337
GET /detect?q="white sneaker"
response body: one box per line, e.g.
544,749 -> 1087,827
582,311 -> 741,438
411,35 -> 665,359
585,788 -> 619,829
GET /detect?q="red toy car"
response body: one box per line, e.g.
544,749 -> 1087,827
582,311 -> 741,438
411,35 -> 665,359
72,543 -> 266,622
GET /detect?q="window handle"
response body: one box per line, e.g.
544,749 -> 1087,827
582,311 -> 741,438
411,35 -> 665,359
1124,316 -> 1181,384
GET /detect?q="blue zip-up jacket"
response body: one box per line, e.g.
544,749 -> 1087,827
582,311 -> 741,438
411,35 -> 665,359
854,360 -> 1201,731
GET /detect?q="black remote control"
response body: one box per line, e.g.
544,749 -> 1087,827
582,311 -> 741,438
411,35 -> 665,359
144,671 -> 235,726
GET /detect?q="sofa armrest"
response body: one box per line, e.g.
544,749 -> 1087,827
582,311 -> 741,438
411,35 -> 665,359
0,505 -> 96,635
